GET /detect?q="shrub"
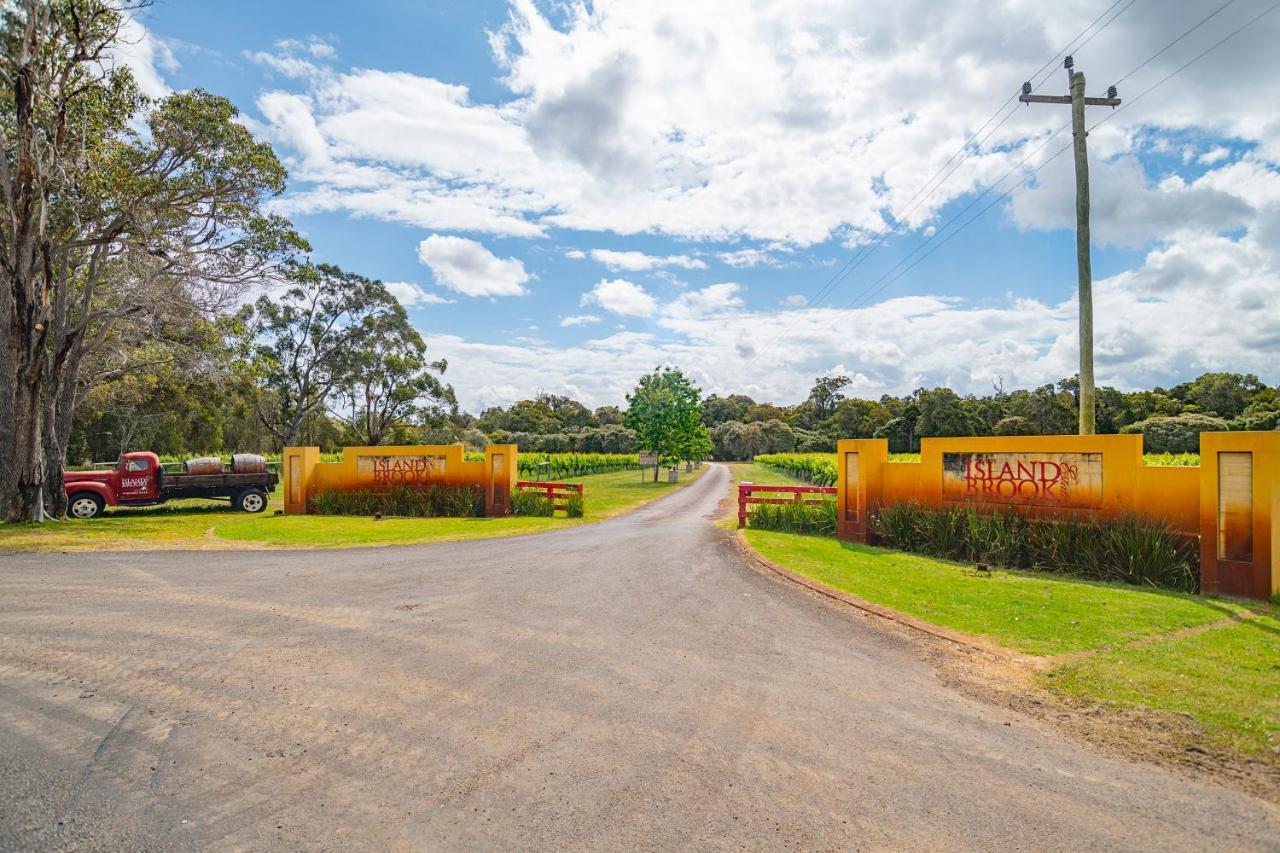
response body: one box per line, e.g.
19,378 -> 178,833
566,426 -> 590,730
746,498 -> 837,535
872,501 -> 1197,592
1120,413 -> 1228,454
509,489 -> 554,517
311,484 -> 484,518
564,490 -> 586,518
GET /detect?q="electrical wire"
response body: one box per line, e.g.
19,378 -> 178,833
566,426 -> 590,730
806,0 -> 1277,333
787,0 -> 1140,318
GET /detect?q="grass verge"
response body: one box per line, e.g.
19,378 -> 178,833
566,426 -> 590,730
742,527 -> 1278,762
0,467 -> 705,552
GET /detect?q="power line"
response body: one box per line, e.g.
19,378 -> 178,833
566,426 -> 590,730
1111,0 -> 1241,88
786,0 -> 1140,317
807,0 -> 1277,332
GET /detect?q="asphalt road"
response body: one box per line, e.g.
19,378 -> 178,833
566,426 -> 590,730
2,464 -> 1277,851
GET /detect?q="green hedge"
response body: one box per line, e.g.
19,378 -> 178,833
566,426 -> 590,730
873,502 -> 1198,592
311,484 -> 484,518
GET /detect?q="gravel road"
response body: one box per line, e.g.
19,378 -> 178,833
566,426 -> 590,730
1,463 -> 1277,850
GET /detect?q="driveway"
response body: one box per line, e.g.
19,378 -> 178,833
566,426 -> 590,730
1,464 -> 1277,850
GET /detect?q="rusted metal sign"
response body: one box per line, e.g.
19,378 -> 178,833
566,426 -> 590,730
638,451 -> 659,467
942,452 -> 1103,509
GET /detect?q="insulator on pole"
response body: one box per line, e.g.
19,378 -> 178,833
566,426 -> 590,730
1107,85 -> 1118,99
1022,81 -> 1032,96
1064,55 -> 1074,70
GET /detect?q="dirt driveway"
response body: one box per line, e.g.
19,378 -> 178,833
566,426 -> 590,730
2,464 -> 1277,850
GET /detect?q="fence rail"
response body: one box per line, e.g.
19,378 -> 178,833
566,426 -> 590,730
516,480 -> 584,512
738,483 -> 837,528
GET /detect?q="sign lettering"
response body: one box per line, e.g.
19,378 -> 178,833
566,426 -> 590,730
942,452 -> 1103,509
356,455 -> 447,485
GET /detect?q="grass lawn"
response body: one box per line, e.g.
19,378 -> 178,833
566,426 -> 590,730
0,466 -> 705,552
1044,616 -> 1280,758
743,530 -> 1247,656
743,526 -> 1278,761
725,461 -> 808,487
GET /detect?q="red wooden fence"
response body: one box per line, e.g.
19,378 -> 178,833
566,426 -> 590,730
516,480 -> 584,512
738,483 -> 837,528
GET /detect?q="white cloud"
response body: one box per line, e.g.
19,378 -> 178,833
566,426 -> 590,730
560,314 -> 601,327
781,294 -> 808,307
580,278 -> 657,317
250,1 -> 1280,247
384,281 -> 455,306
663,282 -> 744,318
416,235 -> 530,297
718,248 -> 781,268
572,249 -> 706,271
425,212 -> 1280,410
110,15 -> 177,98
1198,146 -> 1231,165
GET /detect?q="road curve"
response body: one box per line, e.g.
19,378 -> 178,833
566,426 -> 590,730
1,464 -> 1277,851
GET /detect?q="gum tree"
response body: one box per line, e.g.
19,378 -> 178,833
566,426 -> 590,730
0,1 -> 302,519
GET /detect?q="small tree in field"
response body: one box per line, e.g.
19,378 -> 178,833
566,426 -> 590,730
624,367 -> 704,482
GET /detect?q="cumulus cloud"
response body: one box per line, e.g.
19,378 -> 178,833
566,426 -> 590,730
249,1 -> 1280,247
580,278 -> 658,317
416,235 -> 530,297
560,314 -> 601,327
110,14 -> 178,98
384,281 -> 455,306
571,249 -> 706,271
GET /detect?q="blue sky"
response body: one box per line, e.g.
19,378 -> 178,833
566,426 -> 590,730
125,0 -> 1280,410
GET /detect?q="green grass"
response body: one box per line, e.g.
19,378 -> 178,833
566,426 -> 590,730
743,530 -> 1244,655
728,461 -> 808,486
0,467 -> 705,551
1043,616 -> 1280,757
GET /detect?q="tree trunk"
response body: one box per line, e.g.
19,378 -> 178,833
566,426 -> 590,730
9,368 -> 47,521
42,347 -> 81,517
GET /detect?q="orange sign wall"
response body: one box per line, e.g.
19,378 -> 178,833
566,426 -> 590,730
283,444 -> 518,517
837,433 -> 1280,600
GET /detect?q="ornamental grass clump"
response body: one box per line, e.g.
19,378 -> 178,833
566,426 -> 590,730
311,484 -> 484,518
509,489 -> 555,517
746,498 -> 838,535
871,501 -> 1197,592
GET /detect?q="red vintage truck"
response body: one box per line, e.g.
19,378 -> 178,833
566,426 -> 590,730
63,451 -> 278,519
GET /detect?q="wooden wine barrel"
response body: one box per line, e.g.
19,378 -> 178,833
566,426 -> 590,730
184,457 -> 224,475
231,453 -> 267,474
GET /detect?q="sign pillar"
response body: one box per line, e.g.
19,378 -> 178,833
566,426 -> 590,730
485,444 -> 518,517
283,446 -> 320,514
1199,432 -> 1280,599
837,439 -> 888,543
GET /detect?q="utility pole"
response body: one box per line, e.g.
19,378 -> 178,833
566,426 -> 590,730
1020,56 -> 1119,435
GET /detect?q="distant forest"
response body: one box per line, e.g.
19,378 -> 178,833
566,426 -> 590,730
70,368 -> 1279,463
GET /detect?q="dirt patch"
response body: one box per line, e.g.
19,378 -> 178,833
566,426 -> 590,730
921,640 -> 1280,805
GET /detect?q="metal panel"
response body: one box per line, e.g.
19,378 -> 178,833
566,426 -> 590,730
1218,452 -> 1253,563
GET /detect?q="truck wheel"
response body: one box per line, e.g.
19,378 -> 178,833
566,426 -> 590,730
68,493 -> 104,519
235,488 -> 268,513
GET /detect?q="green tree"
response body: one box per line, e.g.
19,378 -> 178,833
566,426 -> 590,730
1,3 -> 303,519
253,265 -> 399,447
624,366 -> 704,481
334,302 -> 454,446
807,375 -> 851,420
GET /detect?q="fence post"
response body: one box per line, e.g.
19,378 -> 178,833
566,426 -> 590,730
738,483 -> 751,528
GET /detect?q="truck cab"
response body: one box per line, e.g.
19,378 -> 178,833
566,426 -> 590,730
63,452 -> 162,517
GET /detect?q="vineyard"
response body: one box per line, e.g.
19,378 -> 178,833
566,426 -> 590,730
755,450 -> 1202,486
463,452 -> 642,480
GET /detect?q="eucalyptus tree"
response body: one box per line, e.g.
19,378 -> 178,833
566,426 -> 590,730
0,1 -> 303,519
333,301 -> 454,447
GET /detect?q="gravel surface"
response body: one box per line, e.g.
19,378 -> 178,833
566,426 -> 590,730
2,464 -> 1277,850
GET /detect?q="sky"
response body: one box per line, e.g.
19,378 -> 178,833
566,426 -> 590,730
119,0 -> 1280,411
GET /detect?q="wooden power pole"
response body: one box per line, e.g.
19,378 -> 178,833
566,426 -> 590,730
1020,56 -> 1119,435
